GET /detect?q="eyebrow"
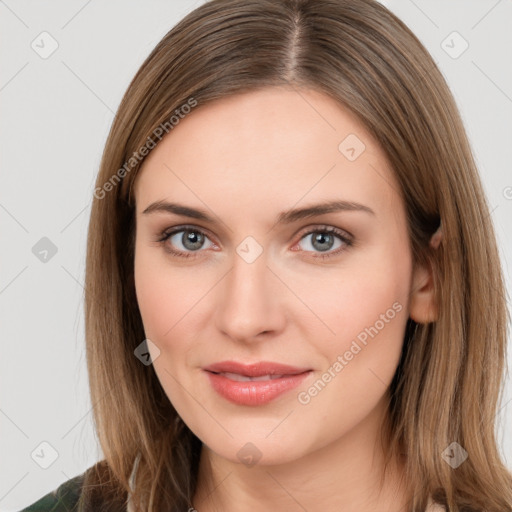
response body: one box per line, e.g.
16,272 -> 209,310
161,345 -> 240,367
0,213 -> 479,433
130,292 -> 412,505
141,199 -> 375,224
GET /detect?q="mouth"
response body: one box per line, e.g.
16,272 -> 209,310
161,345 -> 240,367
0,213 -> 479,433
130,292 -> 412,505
202,360 -> 311,377
202,361 -> 313,406
208,372 -> 292,382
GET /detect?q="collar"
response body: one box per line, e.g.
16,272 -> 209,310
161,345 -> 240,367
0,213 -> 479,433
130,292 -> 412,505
126,453 -> 140,512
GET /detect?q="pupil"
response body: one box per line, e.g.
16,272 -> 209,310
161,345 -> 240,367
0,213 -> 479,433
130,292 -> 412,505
312,233 -> 333,252
183,230 -> 204,250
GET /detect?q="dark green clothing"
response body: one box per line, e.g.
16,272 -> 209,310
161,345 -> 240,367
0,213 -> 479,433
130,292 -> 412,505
19,468 -> 130,512
19,474 -> 84,511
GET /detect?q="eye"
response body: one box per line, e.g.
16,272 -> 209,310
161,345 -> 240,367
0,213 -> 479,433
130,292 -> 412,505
294,226 -> 353,259
157,226 -> 215,258
157,224 -> 353,260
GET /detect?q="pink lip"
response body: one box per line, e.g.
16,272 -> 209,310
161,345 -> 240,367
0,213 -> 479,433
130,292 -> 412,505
202,360 -> 312,406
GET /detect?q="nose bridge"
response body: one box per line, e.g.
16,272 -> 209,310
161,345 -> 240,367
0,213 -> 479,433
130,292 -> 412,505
215,244 -> 283,340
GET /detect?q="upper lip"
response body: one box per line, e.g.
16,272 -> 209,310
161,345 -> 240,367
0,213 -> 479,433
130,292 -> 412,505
203,361 -> 312,377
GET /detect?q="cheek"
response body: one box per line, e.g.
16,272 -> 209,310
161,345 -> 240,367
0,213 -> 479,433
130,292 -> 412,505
291,265 -> 410,434
134,241 -> 175,338
294,254 -> 411,346
134,247 -> 213,348
134,258 -> 173,340
291,240 -> 412,402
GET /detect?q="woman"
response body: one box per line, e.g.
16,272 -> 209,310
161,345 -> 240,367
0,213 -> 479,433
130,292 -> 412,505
21,0 -> 512,510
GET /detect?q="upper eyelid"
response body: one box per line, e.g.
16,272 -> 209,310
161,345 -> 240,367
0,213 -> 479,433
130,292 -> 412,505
161,224 -> 217,243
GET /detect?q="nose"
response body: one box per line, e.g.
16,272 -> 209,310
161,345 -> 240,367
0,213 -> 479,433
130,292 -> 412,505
214,247 -> 286,343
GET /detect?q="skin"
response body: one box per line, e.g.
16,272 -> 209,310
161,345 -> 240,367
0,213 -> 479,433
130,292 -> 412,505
133,86 -> 438,512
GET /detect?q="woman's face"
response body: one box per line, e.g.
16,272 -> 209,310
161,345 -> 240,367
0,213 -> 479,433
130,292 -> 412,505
133,86 -> 427,466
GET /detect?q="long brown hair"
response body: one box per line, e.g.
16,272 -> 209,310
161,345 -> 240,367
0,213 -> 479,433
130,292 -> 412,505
81,0 -> 512,510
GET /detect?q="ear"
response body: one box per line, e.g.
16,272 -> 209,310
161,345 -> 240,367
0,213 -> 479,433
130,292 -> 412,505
409,225 -> 442,323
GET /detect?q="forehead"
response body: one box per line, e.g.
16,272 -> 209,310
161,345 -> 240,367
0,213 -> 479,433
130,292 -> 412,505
133,86 -> 400,221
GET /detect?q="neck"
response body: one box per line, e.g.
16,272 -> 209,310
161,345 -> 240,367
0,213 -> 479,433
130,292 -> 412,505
192,398 -> 410,512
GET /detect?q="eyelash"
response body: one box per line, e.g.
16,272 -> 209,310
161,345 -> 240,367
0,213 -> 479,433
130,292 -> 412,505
156,224 -> 353,260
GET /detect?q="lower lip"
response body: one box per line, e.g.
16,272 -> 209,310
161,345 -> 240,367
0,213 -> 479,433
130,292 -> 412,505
204,370 -> 312,406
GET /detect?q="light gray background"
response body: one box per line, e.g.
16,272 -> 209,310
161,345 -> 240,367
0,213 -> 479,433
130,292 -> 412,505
1,1 -> 511,510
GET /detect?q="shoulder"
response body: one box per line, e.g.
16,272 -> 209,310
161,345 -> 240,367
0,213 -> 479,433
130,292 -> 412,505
19,461 -> 131,512
19,473 -> 84,511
